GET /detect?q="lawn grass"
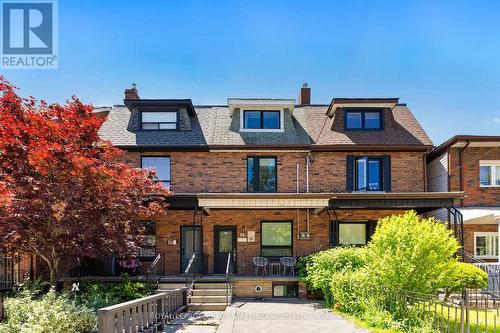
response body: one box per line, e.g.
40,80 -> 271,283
332,310 -> 404,333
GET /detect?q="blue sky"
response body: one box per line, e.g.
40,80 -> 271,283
3,0 -> 500,145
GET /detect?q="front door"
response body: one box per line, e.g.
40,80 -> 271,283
214,226 -> 236,274
180,226 -> 203,274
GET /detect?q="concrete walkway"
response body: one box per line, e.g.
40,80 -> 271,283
163,311 -> 223,332
216,300 -> 368,333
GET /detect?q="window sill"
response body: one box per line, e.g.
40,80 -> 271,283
351,191 -> 387,194
474,255 -> 499,260
239,128 -> 284,133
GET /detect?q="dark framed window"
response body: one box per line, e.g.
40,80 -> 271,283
138,221 -> 156,258
243,110 -> 281,129
355,157 -> 383,191
261,221 -> 292,257
247,156 -> 277,192
345,110 -> 383,130
330,221 -> 372,247
141,110 -> 178,130
141,156 -> 171,188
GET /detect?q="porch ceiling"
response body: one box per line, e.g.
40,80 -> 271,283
197,193 -> 331,209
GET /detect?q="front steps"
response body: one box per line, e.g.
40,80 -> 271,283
188,281 -> 232,311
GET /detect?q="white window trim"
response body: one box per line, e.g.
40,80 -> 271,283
239,109 -> 285,133
474,231 -> 499,259
479,160 -> 500,188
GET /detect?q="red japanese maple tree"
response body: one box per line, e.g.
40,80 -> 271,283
0,77 -> 170,285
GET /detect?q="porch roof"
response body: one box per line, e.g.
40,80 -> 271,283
169,192 -> 465,211
328,192 -> 465,213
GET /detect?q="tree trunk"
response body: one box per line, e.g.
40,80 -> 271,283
49,264 -> 59,287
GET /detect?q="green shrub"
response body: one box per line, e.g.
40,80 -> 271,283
73,274 -> 152,310
366,211 -> 460,294
443,262 -> 489,294
0,290 -> 97,333
12,278 -> 51,299
329,269 -> 371,314
304,247 -> 366,306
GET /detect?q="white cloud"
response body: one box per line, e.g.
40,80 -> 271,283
493,117 -> 500,124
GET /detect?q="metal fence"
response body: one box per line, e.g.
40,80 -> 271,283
378,289 -> 500,333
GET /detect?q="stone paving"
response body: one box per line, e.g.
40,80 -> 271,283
163,311 -> 223,333
216,300 -> 369,333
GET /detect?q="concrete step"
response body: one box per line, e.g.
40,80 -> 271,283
188,302 -> 228,311
192,288 -> 228,296
189,295 -> 231,303
157,283 -> 186,289
195,283 -> 227,289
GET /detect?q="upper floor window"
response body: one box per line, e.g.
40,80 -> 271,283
480,161 -> 500,187
355,157 -> 382,191
141,111 -> 178,130
346,155 -> 391,192
243,110 -> 281,130
345,110 -> 383,130
141,156 -> 171,188
247,156 -> 277,192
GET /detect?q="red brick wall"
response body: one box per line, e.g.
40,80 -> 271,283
449,147 -> 500,206
122,150 -> 426,193
154,208 -> 406,275
463,224 -> 498,262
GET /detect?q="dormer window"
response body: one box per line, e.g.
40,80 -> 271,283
345,110 -> 383,130
243,110 -> 281,130
228,99 -> 292,133
141,110 -> 178,130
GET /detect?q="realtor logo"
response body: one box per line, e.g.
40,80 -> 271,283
1,0 -> 58,69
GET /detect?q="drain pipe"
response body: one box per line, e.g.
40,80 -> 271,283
296,163 -> 300,193
306,155 -> 310,193
459,140 -> 470,207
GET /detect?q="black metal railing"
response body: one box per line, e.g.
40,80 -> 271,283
225,252 -> 233,306
144,252 -> 163,288
183,251 -> 199,302
0,256 -> 14,291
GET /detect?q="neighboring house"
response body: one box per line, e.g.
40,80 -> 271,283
95,84 -> 463,299
427,136 -> 500,262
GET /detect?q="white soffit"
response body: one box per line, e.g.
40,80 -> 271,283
452,141 -> 500,148
326,100 -> 398,117
460,207 -> 500,224
198,198 -> 329,209
228,98 -> 295,115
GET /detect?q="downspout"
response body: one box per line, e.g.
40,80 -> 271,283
458,140 -> 470,207
296,163 -> 300,193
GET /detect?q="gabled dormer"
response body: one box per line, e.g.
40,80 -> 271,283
228,98 -> 295,133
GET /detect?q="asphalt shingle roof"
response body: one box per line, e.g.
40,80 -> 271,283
98,104 -> 432,148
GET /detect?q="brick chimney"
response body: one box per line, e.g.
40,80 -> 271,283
124,83 -> 140,100
298,83 -> 311,105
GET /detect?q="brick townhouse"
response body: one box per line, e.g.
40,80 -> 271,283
427,136 -> 500,262
94,84 -> 463,300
